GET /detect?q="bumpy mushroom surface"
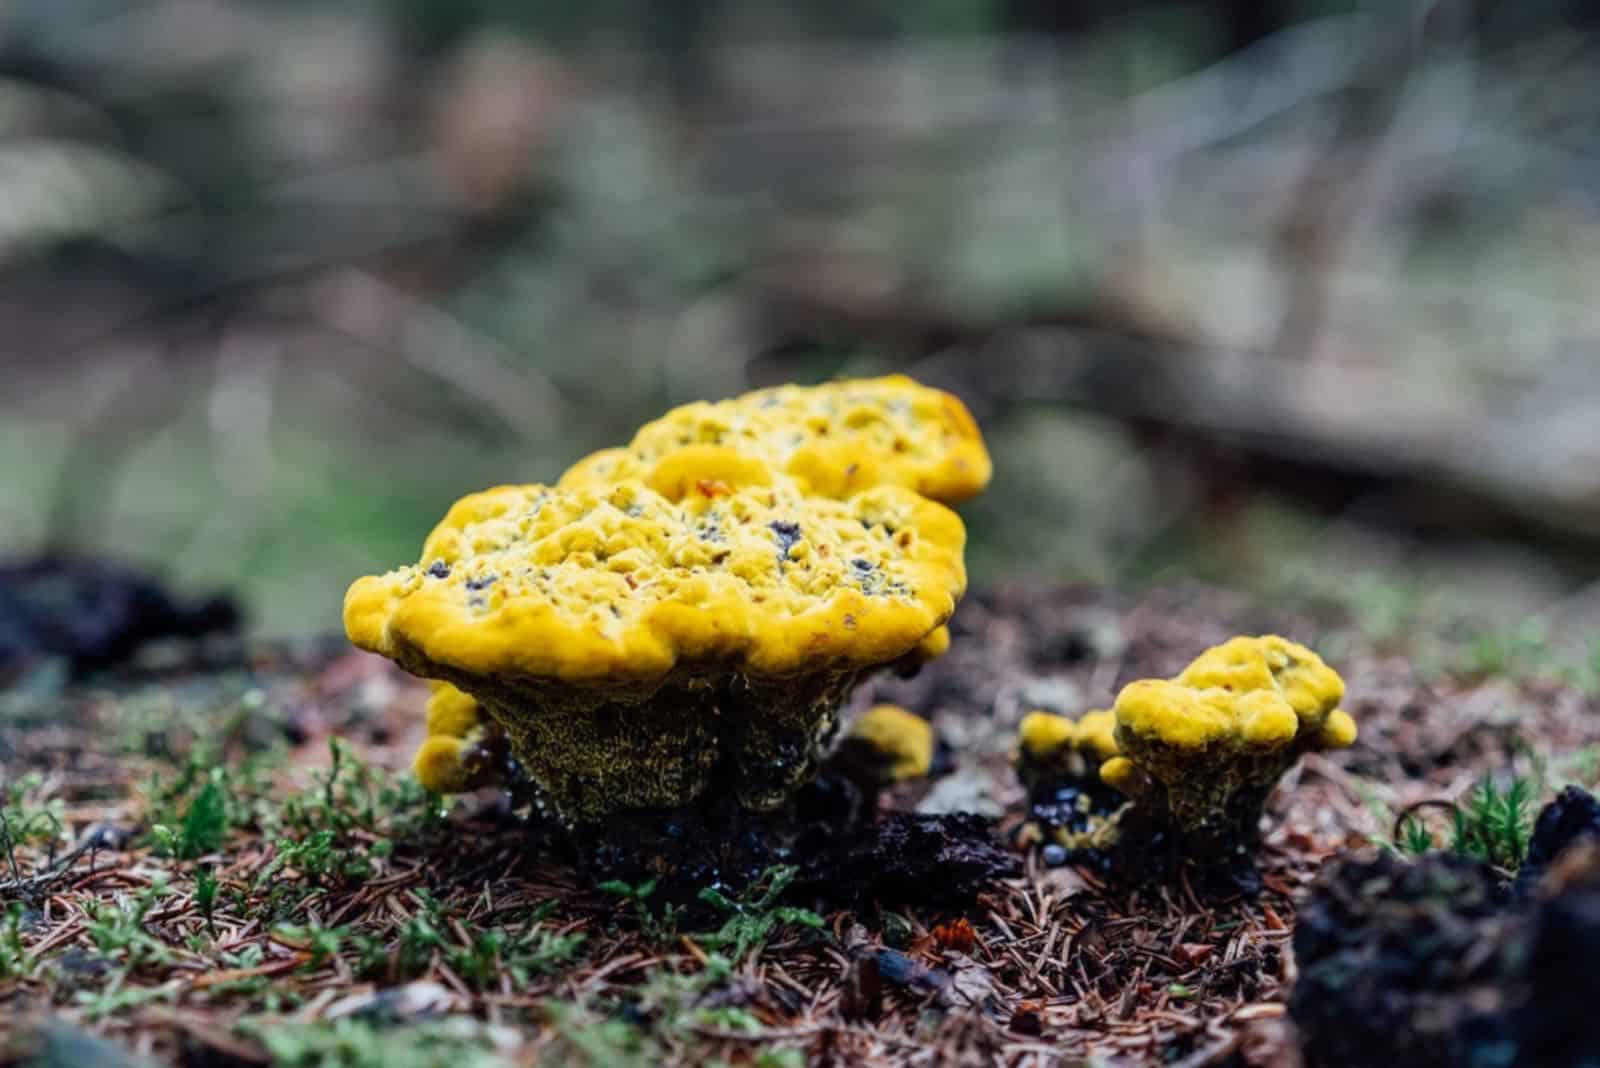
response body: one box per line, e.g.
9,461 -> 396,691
1099,635 -> 1357,843
346,477 -> 966,822
557,375 -> 992,506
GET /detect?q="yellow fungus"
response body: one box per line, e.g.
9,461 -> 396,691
1098,755 -> 1143,796
347,476 -> 966,820
1075,710 -> 1120,762
1018,711 -> 1078,761
915,623 -> 952,662
557,375 -> 992,507
845,704 -> 935,782
424,682 -> 482,738
1102,635 -> 1357,841
1320,708 -> 1359,749
1015,708 -> 1122,795
413,736 -> 480,794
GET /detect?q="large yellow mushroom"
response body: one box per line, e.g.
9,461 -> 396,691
347,476 -> 967,822
401,375 -> 988,798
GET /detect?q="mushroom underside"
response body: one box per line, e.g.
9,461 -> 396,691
422,662 -> 873,823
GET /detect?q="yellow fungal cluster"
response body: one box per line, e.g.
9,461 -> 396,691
1014,709 -> 1119,794
410,683 -> 503,794
843,704 -> 935,783
1099,635 -> 1357,841
558,374 -> 992,506
1018,709 -> 1118,764
370,376 -> 989,810
400,375 -> 979,793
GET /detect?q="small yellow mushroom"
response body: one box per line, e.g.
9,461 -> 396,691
915,624 -> 952,663
1097,755 -> 1145,797
1101,635 -> 1357,844
1018,711 -> 1077,761
1015,709 -> 1119,794
844,704 -> 935,782
413,736 -> 486,794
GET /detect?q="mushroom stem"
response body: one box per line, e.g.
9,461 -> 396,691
449,667 -> 864,824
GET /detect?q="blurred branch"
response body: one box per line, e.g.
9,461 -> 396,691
309,269 -> 570,442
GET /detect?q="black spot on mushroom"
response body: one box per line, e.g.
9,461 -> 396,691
770,520 -> 802,567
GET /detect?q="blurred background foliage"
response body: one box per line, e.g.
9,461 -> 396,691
4,0 -> 1600,645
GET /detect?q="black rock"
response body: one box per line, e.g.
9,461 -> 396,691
1290,851 -> 1512,1068
1513,786 -> 1600,902
1292,815 -> 1600,1068
0,556 -> 238,675
1515,855 -> 1600,1068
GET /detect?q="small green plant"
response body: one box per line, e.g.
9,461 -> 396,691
1386,774 -> 1535,872
152,773 -> 230,860
396,891 -> 448,976
194,867 -> 220,938
1451,775 -> 1533,871
2,772 -> 65,855
599,877 -> 682,944
86,881 -> 177,970
278,738 -> 436,841
694,865 -> 824,962
446,924 -> 585,991
275,922 -> 349,970
266,829 -> 373,885
1398,814 -> 1437,855
1,902 -> 31,979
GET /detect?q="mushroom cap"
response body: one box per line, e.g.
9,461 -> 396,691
1175,634 -> 1345,727
557,375 -> 992,506
1103,635 -> 1357,824
846,703 -> 935,781
1074,709 -> 1120,761
413,735 -> 479,794
1113,636 -> 1354,756
345,476 -> 966,685
1018,709 -> 1119,764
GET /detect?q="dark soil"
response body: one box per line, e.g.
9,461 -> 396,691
554,775 -> 1019,913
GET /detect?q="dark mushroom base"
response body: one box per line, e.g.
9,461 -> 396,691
1103,797 -> 1270,895
535,770 -> 1018,909
413,662 -> 870,824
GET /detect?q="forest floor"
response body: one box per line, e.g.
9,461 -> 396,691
2,582 -> 1597,1067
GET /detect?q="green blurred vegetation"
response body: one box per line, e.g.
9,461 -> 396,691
3,0 -> 1600,636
